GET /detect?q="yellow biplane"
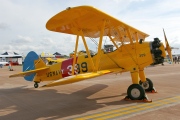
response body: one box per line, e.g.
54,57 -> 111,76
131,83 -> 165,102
10,6 -> 172,102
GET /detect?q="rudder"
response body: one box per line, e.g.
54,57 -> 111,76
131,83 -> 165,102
23,51 -> 46,81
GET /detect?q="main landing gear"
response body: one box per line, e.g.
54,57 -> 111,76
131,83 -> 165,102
125,78 -> 156,102
140,78 -> 157,93
125,84 -> 150,102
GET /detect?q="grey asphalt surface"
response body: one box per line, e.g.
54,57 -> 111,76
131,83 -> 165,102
0,63 -> 180,120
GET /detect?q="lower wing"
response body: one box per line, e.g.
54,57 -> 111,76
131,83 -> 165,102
42,68 -> 123,87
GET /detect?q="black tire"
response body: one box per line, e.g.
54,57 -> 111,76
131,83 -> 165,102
34,83 -> 39,88
140,78 -> 153,91
127,84 -> 145,100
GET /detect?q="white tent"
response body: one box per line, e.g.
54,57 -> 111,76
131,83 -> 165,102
0,52 -> 22,65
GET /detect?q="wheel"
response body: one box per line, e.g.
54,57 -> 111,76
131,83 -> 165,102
127,84 -> 145,100
140,78 -> 153,91
34,82 -> 39,88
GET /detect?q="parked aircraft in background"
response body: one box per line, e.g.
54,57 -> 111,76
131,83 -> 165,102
46,58 -> 66,65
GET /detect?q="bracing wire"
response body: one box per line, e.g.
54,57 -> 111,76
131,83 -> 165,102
83,28 -> 123,70
106,21 -> 138,65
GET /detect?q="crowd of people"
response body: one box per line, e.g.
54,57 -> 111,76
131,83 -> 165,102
173,56 -> 180,64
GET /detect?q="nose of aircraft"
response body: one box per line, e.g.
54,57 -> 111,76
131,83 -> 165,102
150,29 -> 173,65
150,38 -> 165,65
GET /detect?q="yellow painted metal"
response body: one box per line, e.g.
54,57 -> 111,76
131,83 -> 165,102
80,30 -> 95,71
72,35 -> 79,75
116,27 -> 124,44
95,20 -> 106,71
43,68 -> 122,87
139,69 -> 146,82
35,62 -> 63,82
130,68 -> 139,84
134,32 -> 139,65
10,5 -> 170,92
9,67 -> 49,78
159,43 -> 166,58
46,58 -> 66,63
135,32 -> 139,43
126,28 -> 133,44
34,59 -> 46,68
46,6 -> 149,41
109,36 -> 119,50
10,39 -> 156,85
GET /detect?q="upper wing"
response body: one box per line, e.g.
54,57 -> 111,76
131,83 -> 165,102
9,67 -> 49,78
42,68 -> 123,87
46,6 -> 149,42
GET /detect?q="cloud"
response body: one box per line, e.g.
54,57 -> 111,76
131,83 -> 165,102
41,38 -> 54,45
0,23 -> 9,30
11,35 -> 33,44
0,0 -> 180,55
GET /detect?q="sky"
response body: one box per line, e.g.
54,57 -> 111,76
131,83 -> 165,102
0,0 -> 180,56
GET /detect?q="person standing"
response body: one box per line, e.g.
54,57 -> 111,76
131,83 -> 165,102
174,56 -> 177,64
8,61 -> 13,71
178,56 -> 180,64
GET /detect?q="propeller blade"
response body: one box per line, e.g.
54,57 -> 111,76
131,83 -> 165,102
163,29 -> 173,62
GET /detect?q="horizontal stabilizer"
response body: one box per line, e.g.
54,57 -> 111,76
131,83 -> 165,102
43,68 -> 122,87
9,67 -> 49,78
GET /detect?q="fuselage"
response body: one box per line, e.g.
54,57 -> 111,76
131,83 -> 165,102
34,40 -> 166,83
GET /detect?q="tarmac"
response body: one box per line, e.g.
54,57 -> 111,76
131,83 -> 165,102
0,63 -> 180,120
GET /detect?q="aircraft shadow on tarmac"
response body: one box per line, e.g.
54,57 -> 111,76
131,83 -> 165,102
0,84 -> 130,120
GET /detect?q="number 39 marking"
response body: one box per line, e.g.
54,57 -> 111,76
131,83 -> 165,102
67,62 -> 88,75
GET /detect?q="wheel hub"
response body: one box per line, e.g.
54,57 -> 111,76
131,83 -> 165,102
142,81 -> 149,89
131,88 -> 140,98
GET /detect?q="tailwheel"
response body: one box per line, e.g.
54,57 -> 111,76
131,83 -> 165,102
34,82 -> 39,88
140,78 -> 157,93
125,84 -> 151,102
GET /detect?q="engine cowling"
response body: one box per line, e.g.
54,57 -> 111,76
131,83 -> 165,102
150,38 -> 164,65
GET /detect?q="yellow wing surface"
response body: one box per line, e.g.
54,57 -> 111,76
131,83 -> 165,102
9,67 -> 49,78
46,6 -> 149,42
43,68 -> 123,87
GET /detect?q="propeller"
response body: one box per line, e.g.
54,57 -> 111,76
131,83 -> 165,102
163,29 -> 173,62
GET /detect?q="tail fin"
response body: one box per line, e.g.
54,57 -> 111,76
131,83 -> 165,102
9,51 -> 49,81
23,51 -> 46,81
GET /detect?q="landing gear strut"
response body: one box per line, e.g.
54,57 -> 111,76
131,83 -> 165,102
34,82 -> 39,88
140,78 -> 157,93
